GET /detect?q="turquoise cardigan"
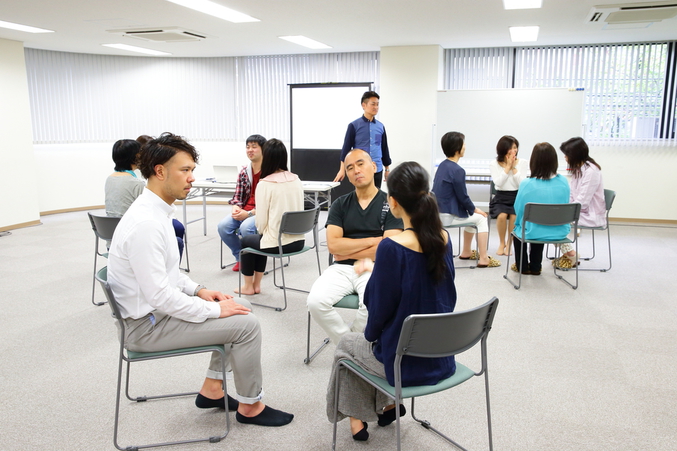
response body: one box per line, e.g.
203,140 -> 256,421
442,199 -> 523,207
513,175 -> 571,241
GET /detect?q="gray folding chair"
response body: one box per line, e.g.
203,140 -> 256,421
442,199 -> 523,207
504,202 -> 581,290
331,297 -> 499,451
88,212 -> 121,306
238,207 -> 322,311
95,267 -> 229,451
440,213 -> 479,269
578,189 -> 615,272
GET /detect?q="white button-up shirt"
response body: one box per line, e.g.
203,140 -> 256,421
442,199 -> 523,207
108,189 -> 220,322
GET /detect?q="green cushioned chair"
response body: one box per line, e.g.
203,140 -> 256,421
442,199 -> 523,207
331,297 -> 499,451
95,266 -> 229,451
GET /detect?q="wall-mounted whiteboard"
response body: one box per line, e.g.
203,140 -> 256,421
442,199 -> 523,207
435,88 -> 585,163
290,83 -> 371,150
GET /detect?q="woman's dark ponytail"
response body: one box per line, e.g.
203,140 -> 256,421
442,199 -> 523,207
387,162 -> 447,282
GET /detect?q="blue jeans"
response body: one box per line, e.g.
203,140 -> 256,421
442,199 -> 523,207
217,214 -> 257,261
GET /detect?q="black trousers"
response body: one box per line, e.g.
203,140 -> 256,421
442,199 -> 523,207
513,237 -> 544,273
239,234 -> 305,276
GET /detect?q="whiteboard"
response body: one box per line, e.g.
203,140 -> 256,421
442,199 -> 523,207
435,88 -> 585,164
290,83 -> 371,150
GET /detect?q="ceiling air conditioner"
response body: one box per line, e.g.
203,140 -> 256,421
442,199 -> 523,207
108,27 -> 207,43
587,1 -> 677,24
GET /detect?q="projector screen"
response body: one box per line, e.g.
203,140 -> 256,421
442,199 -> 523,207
290,83 -> 372,150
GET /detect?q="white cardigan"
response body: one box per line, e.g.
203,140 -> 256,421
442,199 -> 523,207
255,171 -> 305,249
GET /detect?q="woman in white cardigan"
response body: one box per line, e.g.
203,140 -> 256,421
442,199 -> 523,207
235,139 -> 304,295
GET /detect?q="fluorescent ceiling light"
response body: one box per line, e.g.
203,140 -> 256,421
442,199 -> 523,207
279,36 -> 331,50
503,0 -> 542,10
509,26 -> 540,42
103,44 -> 172,56
165,0 -> 259,23
0,20 -> 54,33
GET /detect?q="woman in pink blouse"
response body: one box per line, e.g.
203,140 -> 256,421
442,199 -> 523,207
557,137 -> 605,267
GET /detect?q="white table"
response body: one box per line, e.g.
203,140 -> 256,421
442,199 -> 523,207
181,180 -> 340,236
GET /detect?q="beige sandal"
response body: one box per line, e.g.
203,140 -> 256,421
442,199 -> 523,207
478,256 -> 501,268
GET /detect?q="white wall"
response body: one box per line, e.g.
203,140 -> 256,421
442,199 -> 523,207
0,38 -> 40,230
379,45 -> 443,174
591,144 -> 677,221
33,141 -> 284,212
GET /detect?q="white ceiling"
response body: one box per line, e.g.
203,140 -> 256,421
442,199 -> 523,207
1,0 -> 676,58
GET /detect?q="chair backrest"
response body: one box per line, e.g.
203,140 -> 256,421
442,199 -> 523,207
94,266 -> 126,338
88,213 -> 122,241
279,207 -> 319,236
523,203 -> 580,228
604,189 -> 616,212
396,297 -> 499,359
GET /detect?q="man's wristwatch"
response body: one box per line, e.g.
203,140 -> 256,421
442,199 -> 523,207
194,284 -> 206,296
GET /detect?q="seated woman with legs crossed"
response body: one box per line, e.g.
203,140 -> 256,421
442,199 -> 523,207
326,161 -> 457,442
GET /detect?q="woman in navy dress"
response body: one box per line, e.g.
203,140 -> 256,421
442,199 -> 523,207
326,161 -> 457,442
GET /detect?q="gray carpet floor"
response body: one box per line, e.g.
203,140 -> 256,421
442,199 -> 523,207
1,205 -> 676,451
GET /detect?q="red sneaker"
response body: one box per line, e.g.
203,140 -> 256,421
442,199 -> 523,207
232,262 -> 240,272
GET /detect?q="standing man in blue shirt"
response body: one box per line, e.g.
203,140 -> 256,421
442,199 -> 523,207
334,91 -> 392,188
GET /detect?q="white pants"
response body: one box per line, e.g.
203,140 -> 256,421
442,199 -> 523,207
306,264 -> 371,344
442,212 -> 488,234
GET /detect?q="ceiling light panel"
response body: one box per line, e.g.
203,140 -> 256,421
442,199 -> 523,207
102,44 -> 171,56
509,26 -> 540,42
165,0 -> 259,23
0,19 -> 54,33
279,36 -> 331,49
503,0 -> 543,9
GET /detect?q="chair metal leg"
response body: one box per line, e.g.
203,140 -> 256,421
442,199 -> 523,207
220,240 -> 236,270
305,312 -> 330,364
180,233 -> 190,273
578,227 -> 613,272
410,397 -> 470,451
115,347 -> 230,450
503,238 -> 523,289
92,238 -> 106,306
553,241 -> 579,289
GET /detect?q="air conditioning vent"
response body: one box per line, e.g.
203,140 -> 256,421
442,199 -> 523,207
587,1 -> 677,24
108,27 -> 207,43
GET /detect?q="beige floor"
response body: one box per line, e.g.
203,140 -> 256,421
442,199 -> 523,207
1,205 -> 676,451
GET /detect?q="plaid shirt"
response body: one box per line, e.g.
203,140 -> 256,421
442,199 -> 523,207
228,166 -> 252,207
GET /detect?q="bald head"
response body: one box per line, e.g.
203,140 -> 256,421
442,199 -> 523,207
344,149 -> 376,189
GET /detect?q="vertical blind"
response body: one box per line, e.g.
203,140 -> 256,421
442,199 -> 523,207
445,43 -> 677,146
24,49 -> 379,144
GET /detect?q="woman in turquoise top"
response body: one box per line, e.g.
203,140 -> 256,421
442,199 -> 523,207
512,142 -> 570,275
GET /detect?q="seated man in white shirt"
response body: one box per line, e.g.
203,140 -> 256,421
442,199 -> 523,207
108,132 -> 293,427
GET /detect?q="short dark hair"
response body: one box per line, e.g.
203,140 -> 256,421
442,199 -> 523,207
259,138 -> 289,179
112,139 -> 141,172
246,134 -> 267,147
440,131 -> 465,158
361,91 -> 379,104
496,135 -> 519,163
529,142 -> 559,180
135,135 -> 154,146
560,137 -> 600,178
138,132 -> 199,179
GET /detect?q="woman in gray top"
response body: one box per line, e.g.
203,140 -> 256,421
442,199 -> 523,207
104,137 -> 186,258
104,139 -> 144,217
